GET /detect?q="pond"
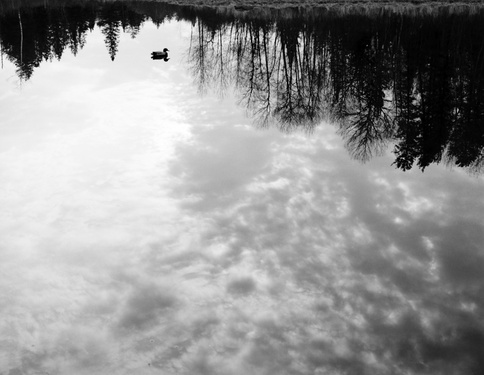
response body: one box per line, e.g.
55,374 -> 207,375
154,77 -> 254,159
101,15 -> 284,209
1,1 -> 484,374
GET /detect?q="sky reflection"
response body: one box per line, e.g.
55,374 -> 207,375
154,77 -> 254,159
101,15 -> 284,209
1,13 -> 484,375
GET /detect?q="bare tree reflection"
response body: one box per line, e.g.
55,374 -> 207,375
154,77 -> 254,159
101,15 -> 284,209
187,7 -> 484,171
1,2 -> 484,373
1,1 -> 484,172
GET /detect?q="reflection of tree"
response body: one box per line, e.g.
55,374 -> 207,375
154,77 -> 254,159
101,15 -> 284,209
1,4 -> 90,78
389,15 -> 484,172
1,1 -> 484,172
188,15 -> 328,131
0,3 -> 101,80
0,1 -> 146,72
65,5 -> 96,56
187,7 -> 484,172
275,19 -> 327,131
97,2 -> 146,60
97,4 -> 122,61
329,18 -> 395,161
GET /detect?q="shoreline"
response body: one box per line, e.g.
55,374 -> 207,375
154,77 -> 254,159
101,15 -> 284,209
155,0 -> 484,7
2,0 -> 484,8
2,0 -> 484,18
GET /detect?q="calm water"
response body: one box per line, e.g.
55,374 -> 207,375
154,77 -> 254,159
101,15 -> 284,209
1,2 -> 484,374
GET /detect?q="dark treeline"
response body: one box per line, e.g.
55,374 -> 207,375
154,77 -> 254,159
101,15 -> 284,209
1,1 -> 484,172
1,2 -> 96,79
0,0 -> 185,78
0,0 -> 229,76
188,6 -> 484,172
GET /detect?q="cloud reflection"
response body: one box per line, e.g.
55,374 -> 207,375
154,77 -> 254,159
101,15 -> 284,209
1,11 -> 484,375
165,103 -> 484,374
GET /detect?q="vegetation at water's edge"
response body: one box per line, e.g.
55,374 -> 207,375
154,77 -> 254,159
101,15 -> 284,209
1,0 -> 484,174
2,0 -> 484,11
141,0 -> 484,9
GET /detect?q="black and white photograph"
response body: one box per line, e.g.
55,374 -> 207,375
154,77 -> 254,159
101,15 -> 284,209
1,0 -> 483,374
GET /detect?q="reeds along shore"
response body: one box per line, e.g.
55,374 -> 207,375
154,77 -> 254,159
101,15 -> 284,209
2,0 -> 484,12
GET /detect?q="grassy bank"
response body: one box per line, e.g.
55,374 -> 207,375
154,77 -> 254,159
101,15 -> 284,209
2,0 -> 484,10
155,0 -> 484,8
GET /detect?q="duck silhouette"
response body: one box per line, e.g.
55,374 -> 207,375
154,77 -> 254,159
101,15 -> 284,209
151,48 -> 169,61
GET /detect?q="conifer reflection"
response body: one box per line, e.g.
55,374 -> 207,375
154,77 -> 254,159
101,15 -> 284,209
1,1 -> 484,172
188,7 -> 484,171
0,1 -> 145,74
0,3 -> 96,80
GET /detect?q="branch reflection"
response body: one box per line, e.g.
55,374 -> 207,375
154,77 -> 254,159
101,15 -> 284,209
188,6 -> 484,172
1,1 -> 484,172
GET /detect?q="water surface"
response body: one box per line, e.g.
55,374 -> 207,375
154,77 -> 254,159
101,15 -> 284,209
1,2 -> 484,374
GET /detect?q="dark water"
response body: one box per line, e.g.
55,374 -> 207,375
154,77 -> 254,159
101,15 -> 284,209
1,1 -> 483,374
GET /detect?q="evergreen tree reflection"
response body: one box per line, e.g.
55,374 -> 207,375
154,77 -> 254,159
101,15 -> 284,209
97,3 -> 122,61
97,2 -> 146,60
188,7 -> 484,172
1,1 -> 484,172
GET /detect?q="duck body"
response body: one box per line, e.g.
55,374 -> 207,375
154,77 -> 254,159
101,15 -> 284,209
151,48 -> 169,61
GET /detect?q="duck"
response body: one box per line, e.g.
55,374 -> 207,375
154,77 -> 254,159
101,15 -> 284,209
151,48 -> 169,61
